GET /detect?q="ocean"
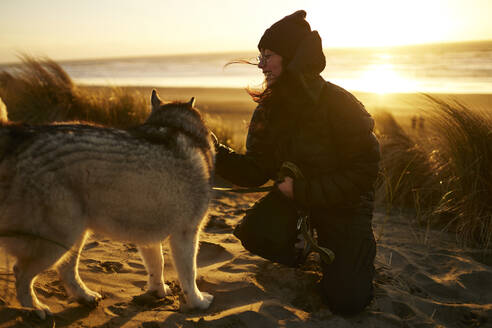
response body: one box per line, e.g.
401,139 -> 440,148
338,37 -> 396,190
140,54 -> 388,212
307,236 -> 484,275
5,40 -> 492,94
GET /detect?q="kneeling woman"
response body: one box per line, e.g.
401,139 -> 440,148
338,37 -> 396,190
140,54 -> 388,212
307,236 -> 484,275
214,10 -> 380,316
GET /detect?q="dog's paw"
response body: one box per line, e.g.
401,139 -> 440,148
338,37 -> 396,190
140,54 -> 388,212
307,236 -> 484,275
32,303 -> 52,320
77,290 -> 102,308
150,283 -> 171,298
186,292 -> 214,311
199,292 -> 214,309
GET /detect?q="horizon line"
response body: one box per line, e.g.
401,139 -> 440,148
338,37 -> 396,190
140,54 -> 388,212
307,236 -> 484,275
1,38 -> 491,66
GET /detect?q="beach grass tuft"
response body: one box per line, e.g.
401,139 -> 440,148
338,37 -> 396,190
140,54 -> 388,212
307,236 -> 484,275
0,55 -> 148,128
426,96 -> 492,248
374,111 -> 438,210
374,99 -> 492,248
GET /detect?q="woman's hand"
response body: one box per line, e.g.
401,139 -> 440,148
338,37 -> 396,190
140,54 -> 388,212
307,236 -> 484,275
277,176 -> 294,199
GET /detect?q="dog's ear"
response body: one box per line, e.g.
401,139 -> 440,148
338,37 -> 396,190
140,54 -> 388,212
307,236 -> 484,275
188,97 -> 196,108
151,90 -> 162,111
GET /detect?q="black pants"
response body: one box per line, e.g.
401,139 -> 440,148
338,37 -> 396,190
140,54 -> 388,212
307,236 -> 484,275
312,208 -> 376,316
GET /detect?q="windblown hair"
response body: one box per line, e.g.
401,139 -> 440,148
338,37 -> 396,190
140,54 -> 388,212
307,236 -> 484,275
224,57 -> 291,105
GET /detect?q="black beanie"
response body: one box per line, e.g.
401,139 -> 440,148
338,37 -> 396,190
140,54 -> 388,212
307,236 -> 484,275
258,10 -> 312,61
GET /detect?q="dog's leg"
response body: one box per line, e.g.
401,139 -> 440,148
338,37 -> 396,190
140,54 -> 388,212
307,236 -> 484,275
138,243 -> 171,297
14,241 -> 69,319
56,231 -> 102,306
169,228 -> 213,310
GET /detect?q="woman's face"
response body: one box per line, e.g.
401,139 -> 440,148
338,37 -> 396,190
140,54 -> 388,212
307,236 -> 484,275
258,49 -> 283,87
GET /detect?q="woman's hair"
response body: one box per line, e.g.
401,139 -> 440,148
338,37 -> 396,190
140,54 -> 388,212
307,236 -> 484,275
224,57 -> 290,105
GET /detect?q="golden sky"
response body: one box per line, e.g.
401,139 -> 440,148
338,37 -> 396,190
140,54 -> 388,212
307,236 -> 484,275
1,0 -> 491,63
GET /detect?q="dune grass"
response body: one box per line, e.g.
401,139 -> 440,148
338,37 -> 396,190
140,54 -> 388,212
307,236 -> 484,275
0,55 -> 148,128
374,99 -> 492,249
425,96 -> 492,248
374,111 -> 439,210
1,56 -> 491,249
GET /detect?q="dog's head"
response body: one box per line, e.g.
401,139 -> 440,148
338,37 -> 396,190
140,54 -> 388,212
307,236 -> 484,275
146,89 -> 214,154
147,90 -> 199,125
151,89 -> 195,114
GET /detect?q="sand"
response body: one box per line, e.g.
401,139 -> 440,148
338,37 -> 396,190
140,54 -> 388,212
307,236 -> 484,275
1,87 -> 492,327
1,191 -> 491,327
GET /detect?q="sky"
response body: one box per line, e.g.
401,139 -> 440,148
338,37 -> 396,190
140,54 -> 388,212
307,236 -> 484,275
1,0 -> 491,63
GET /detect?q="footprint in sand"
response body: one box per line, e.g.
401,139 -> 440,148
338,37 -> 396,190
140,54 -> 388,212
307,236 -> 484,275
197,241 -> 233,267
83,241 -> 99,250
131,292 -> 174,307
218,257 -> 259,273
86,260 -> 128,273
205,215 -> 232,231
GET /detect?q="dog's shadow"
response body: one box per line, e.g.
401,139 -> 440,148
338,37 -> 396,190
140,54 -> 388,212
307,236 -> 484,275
52,306 -> 95,327
0,305 -> 93,328
53,291 -> 178,328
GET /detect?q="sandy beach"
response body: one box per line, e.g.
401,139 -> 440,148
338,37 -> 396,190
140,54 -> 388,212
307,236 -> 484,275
1,87 -> 492,328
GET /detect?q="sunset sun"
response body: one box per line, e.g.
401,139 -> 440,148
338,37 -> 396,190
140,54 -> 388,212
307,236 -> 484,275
358,63 -> 418,94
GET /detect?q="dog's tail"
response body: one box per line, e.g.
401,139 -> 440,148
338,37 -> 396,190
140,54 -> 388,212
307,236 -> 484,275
0,97 -> 8,124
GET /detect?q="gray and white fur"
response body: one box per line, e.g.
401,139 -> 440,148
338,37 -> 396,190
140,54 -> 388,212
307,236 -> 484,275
0,90 -> 215,318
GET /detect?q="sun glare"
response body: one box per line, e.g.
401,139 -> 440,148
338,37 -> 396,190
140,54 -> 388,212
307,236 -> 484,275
357,63 -> 418,94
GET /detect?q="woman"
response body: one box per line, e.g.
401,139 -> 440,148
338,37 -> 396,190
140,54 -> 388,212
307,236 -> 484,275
214,10 -> 380,315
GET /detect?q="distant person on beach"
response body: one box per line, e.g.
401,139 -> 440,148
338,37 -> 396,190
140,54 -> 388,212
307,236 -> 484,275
213,10 -> 380,315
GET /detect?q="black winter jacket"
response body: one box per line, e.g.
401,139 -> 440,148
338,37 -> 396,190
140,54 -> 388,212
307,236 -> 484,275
215,75 -> 380,213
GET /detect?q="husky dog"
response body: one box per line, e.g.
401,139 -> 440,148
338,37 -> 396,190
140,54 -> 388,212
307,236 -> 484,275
0,90 -> 214,318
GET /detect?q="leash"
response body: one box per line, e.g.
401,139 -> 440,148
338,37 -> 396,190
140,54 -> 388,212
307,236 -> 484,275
212,186 -> 273,193
212,161 -> 303,194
